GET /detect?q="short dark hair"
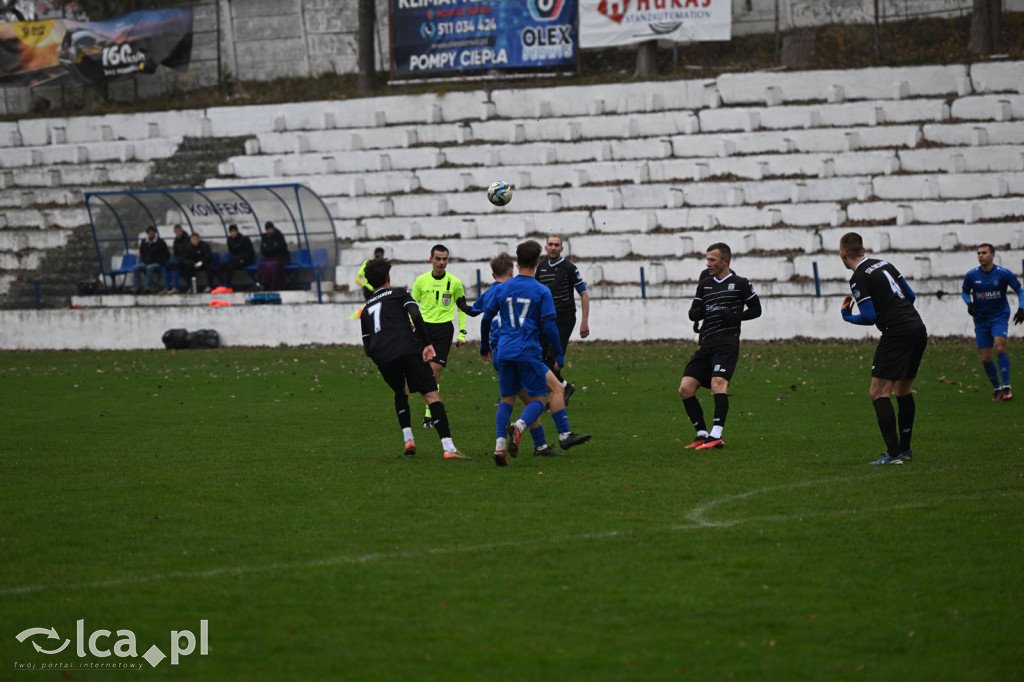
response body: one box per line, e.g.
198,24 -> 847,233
707,242 -> 731,261
516,240 -> 542,268
228,224 -> 239,234
978,243 -> 995,254
373,246 -> 385,257
839,232 -> 864,257
430,244 -> 448,258
490,252 -> 514,277
146,226 -> 157,234
364,258 -> 391,289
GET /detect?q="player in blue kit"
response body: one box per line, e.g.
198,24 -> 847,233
962,243 -> 1024,401
480,241 -> 590,467
473,252 -> 566,458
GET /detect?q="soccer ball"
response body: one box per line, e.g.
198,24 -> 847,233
487,181 -> 513,207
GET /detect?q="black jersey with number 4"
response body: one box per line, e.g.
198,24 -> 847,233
695,272 -> 759,346
848,258 -> 924,334
360,287 -> 429,366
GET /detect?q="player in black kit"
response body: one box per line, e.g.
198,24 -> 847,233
360,258 -> 470,460
535,235 -> 590,404
839,232 -> 928,465
679,243 -> 762,450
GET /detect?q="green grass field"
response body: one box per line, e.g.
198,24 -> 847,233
2,339 -> 1022,681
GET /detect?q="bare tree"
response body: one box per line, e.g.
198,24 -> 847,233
357,0 -> 376,95
968,0 -> 1002,56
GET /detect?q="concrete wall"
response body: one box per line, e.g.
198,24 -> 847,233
0,295 -> 983,351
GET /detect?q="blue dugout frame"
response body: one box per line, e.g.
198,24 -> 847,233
84,183 -> 337,287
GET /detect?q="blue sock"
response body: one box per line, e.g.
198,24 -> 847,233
530,425 -> 546,449
495,401 -> 514,438
551,408 -> 570,435
519,399 -> 544,429
997,353 -> 1011,388
983,361 -> 1000,389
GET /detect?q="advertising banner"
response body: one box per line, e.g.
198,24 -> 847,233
0,8 -> 192,88
390,0 -> 578,78
580,0 -> 730,48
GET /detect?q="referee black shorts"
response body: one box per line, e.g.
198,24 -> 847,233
872,326 -> 928,381
378,354 -> 438,396
422,321 -> 454,367
683,343 -> 740,387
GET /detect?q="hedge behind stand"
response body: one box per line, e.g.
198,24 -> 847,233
162,329 -> 220,350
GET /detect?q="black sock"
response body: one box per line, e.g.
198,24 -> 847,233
712,392 -> 729,431
395,393 -> 411,430
872,397 -> 900,456
682,396 -> 706,433
428,401 -> 451,439
896,394 -> 915,453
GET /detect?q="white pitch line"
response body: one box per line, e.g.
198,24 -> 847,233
3,475 -> 1017,596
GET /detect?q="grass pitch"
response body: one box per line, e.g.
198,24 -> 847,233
1,339 -> 1022,680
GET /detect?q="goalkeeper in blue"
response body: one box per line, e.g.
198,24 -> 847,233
480,240 -> 591,467
962,243 -> 1024,401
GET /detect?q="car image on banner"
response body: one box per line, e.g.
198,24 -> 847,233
390,0 -> 578,78
0,8 -> 192,87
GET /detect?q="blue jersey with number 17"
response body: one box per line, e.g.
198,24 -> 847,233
484,275 -> 557,362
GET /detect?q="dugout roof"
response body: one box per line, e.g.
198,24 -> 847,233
84,184 -> 337,279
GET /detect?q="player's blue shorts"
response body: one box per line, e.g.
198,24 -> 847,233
495,358 -> 548,398
974,314 -> 1010,349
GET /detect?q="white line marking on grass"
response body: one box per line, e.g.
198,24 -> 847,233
3,477 -> 1019,596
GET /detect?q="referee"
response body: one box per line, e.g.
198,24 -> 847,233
535,235 -> 590,403
411,244 -> 475,429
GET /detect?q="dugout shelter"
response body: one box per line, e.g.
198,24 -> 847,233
85,183 -> 337,291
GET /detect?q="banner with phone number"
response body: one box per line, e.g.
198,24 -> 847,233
390,0 -> 578,77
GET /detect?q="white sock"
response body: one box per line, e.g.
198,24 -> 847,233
696,430 -> 709,439
710,426 -> 723,439
561,380 -> 568,387
441,437 -> 455,451
402,428 -> 413,442
515,419 -> 527,433
496,437 -> 507,451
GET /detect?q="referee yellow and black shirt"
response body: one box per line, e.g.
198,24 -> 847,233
411,270 -> 467,340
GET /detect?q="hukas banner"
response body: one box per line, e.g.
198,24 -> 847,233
0,8 -> 192,88
390,0 -> 578,77
580,0 -> 730,48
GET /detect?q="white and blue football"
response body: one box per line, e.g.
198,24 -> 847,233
487,181 -> 513,207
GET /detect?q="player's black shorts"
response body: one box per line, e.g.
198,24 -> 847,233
421,321 -> 454,367
542,314 -> 576,368
872,326 -> 928,380
683,342 -> 740,386
378,354 -> 438,396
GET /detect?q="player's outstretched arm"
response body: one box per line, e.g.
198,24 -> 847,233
579,289 -> 590,338
422,345 -> 436,363
406,301 -> 432,349
741,296 -> 762,321
841,297 -> 877,325
897,276 -> 916,302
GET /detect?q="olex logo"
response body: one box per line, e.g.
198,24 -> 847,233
528,0 -> 566,21
14,620 -> 208,671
